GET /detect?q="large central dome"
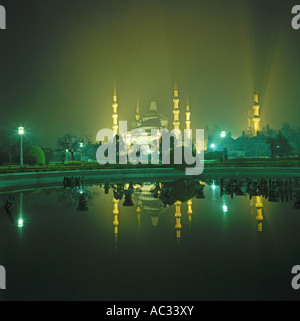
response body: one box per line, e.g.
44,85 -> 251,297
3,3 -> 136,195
136,101 -> 169,134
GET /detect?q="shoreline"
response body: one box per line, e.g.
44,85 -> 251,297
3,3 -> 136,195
1,166 -> 300,192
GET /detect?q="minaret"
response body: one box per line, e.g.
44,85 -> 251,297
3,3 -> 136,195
112,81 -> 119,136
255,196 -> 263,232
173,80 -> 180,131
185,97 -> 191,140
112,198 -> 120,248
174,201 -> 182,244
136,98 -> 140,123
187,199 -> 193,229
133,98 -> 140,129
252,89 -> 261,136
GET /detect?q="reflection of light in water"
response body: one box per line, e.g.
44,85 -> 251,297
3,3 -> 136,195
222,204 -> 228,213
18,192 -> 24,228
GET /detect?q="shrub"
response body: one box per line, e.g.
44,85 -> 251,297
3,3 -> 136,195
24,145 -> 46,166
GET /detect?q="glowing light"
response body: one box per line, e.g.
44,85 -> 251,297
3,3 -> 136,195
212,184 -> 216,190
79,143 -> 84,148
18,127 -> 24,135
222,204 -> 228,213
221,131 -> 226,138
18,218 -> 24,228
210,143 -> 216,149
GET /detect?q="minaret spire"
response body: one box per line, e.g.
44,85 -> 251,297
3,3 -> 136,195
112,81 -> 119,136
136,98 -> 140,122
252,86 -> 261,136
173,78 -> 180,131
185,96 -> 191,140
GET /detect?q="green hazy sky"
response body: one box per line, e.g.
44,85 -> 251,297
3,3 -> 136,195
0,0 -> 300,147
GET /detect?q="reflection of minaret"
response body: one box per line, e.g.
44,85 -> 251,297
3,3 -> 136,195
253,88 -> 261,136
187,199 -> 192,229
174,201 -> 182,244
112,81 -> 119,136
255,196 -> 263,232
112,198 -> 120,248
185,97 -> 191,140
137,205 -> 141,230
173,80 -> 180,131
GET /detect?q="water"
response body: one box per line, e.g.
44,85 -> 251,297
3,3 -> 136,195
0,177 -> 300,301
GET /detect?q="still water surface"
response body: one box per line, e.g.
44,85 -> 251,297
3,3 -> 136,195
0,177 -> 300,300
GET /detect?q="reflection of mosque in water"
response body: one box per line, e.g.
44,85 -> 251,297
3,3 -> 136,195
99,177 -> 300,248
2,177 -> 300,247
106,179 -> 198,248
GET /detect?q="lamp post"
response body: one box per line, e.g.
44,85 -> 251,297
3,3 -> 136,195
220,131 -> 226,161
65,149 -> 69,164
18,126 -> 24,167
79,142 -> 83,162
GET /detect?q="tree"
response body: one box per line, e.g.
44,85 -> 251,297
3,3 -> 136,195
57,133 -> 93,160
276,132 -> 293,157
261,124 -> 275,137
266,137 -> 277,158
266,132 -> 293,157
43,147 -> 54,165
24,146 -> 46,165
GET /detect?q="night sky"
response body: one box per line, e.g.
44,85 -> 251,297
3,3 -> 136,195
0,0 -> 300,147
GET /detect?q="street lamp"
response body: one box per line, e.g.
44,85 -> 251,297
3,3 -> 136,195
18,126 -> 24,167
79,142 -> 84,161
210,143 -> 216,149
65,149 -> 69,164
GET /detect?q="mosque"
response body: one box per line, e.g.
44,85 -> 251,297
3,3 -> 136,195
110,80 -> 192,144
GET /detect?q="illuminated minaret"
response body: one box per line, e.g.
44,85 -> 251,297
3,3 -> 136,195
252,89 -> 261,136
187,199 -> 193,229
255,196 -> 264,232
112,198 -> 120,248
136,98 -> 140,123
133,98 -> 140,129
112,81 -> 119,136
185,97 -> 191,140
174,201 -> 182,244
173,80 -> 180,131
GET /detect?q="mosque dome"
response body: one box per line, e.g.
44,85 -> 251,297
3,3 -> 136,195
136,101 -> 169,133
